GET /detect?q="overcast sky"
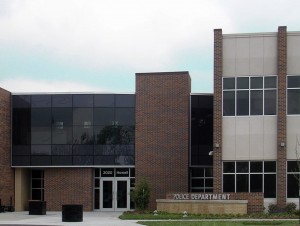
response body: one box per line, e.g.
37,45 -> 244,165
0,0 -> 299,93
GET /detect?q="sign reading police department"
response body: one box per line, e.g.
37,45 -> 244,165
173,193 -> 230,200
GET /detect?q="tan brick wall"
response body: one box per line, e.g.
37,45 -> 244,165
213,29 -> 223,193
135,72 -> 191,209
0,88 -> 14,207
277,26 -> 287,208
166,192 -> 264,213
44,168 -> 93,211
157,199 -> 247,214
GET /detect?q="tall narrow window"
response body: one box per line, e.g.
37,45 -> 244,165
31,170 -> 44,201
287,76 -> 300,115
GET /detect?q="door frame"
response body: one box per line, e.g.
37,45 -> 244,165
100,178 -> 130,211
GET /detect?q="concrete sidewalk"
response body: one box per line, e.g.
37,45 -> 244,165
0,211 -> 139,226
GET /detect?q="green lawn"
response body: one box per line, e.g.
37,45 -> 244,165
137,221 -> 300,226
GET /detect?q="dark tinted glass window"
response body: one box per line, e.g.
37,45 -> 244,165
52,108 -> 73,126
73,145 -> 94,155
115,156 -> 134,165
191,168 -> 204,177
31,108 -> 52,126
223,91 -> 235,116
52,95 -> 72,107
13,95 -> 31,108
12,156 -> 31,166
115,108 -> 135,125
31,95 -> 51,108
73,94 -> 93,107
115,95 -> 135,107
192,179 -> 204,187
31,156 -> 51,166
94,94 -> 115,107
264,90 -> 276,115
94,126 -> 115,145
94,156 -> 115,166
250,162 -> 262,172
73,126 -> 94,144
94,145 -> 115,155
52,156 -> 73,165
236,90 -> 249,115
264,76 -> 277,88
116,126 -> 135,145
12,145 -> 31,155
52,127 -> 72,144
236,162 -> 249,173
236,174 -> 249,192
287,161 -> 300,172
250,174 -> 262,192
237,77 -> 249,89
94,108 -> 114,125
32,170 -> 44,178
250,90 -> 263,115
73,156 -> 93,165
223,162 -> 235,173
13,108 -> 31,145
31,127 -> 51,144
115,145 -> 135,156
51,145 -> 72,155
73,108 -> 93,126
250,77 -> 263,89
31,145 -> 51,155
205,168 -> 213,177
264,161 -> 276,172
223,175 -> 235,192
288,76 -> 300,88
288,89 -> 300,114
287,174 -> 299,198
264,174 -> 276,198
223,78 -> 235,89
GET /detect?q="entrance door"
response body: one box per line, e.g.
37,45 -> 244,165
100,178 -> 130,211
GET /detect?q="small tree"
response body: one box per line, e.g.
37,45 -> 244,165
132,178 -> 150,211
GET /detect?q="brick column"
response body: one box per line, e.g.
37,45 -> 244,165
213,29 -> 223,193
135,72 -> 191,209
277,26 -> 287,208
0,88 -> 14,206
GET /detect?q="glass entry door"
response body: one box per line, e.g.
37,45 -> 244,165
100,178 -> 130,211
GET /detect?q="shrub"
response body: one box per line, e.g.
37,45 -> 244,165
268,204 -> 281,214
131,178 -> 150,211
268,203 -> 297,214
285,202 -> 297,213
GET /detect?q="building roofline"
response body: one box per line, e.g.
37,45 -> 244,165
136,71 -> 189,76
11,92 -> 136,95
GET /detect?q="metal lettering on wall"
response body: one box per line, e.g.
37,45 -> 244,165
173,193 -> 230,200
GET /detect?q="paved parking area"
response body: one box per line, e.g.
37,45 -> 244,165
0,211 -> 139,226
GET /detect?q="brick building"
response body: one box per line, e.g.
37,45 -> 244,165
0,26 -> 300,212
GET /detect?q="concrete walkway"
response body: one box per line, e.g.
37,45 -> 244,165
0,211 -> 139,226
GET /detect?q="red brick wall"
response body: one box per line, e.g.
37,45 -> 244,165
213,29 -> 223,193
44,168 -> 93,211
277,26 -> 287,208
228,193 -> 264,213
135,72 -> 191,209
0,88 -> 14,206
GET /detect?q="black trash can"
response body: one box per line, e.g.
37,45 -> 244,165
28,201 -> 46,215
62,204 -> 83,222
